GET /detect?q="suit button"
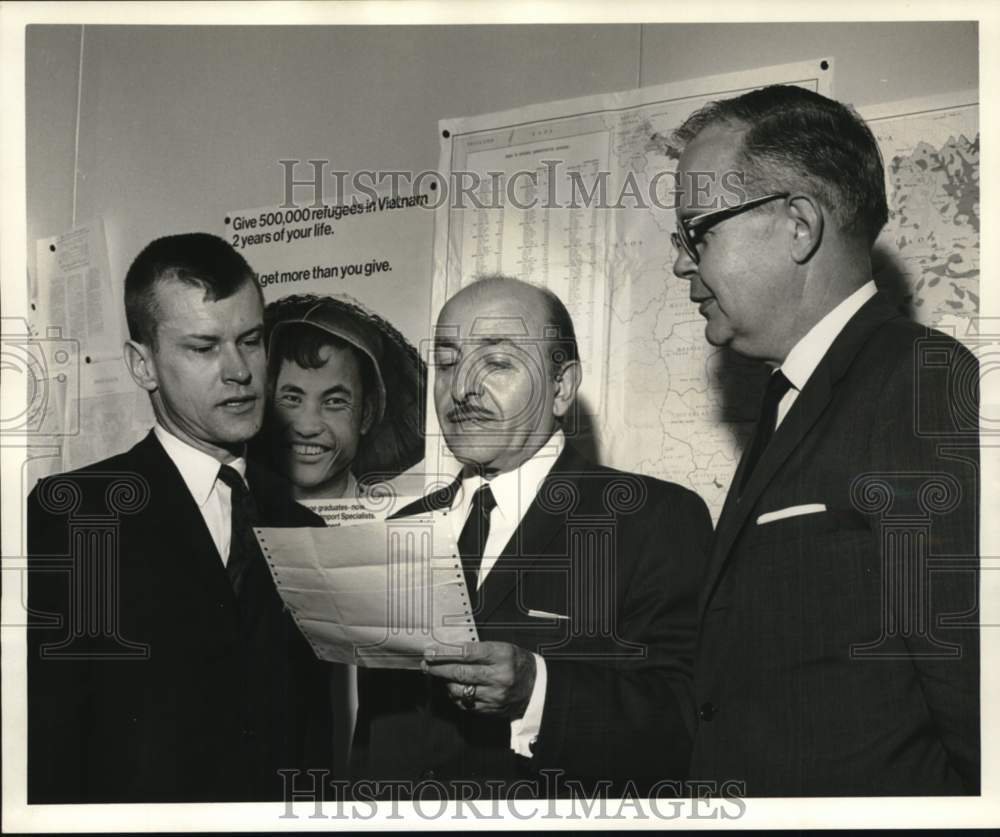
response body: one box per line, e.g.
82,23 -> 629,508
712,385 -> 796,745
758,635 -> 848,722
699,702 -> 717,722
421,769 -> 436,779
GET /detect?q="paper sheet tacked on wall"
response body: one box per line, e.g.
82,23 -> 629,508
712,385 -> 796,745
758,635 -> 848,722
33,221 -> 125,377
254,512 -> 478,668
27,220 -> 153,484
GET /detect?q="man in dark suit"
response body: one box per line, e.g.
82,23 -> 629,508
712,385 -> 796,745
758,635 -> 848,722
670,86 -> 979,796
27,233 -> 331,803
351,276 -> 712,797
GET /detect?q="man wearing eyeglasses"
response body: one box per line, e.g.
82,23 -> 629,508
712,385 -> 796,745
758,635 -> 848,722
670,85 -> 979,796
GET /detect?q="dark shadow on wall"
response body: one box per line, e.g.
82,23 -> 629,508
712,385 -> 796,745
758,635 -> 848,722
563,395 -> 601,464
873,241 -> 916,318
712,347 -> 770,456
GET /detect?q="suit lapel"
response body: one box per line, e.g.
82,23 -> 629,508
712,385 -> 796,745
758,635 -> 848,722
701,294 -> 902,616
476,445 -> 584,623
704,367 -> 834,600
131,431 -> 237,610
391,477 -> 461,519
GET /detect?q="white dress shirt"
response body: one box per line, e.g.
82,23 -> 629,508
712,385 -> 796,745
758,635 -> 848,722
447,429 -> 566,758
154,424 -> 247,565
775,281 -> 878,429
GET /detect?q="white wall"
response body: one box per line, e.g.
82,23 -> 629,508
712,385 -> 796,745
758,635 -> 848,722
26,25 -> 82,266
639,21 -> 977,107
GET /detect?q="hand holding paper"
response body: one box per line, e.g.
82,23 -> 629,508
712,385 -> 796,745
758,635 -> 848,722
422,640 -> 536,718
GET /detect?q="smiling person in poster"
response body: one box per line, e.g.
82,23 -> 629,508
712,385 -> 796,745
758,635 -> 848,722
350,276 -> 713,797
670,85 -> 979,796
262,294 -> 425,507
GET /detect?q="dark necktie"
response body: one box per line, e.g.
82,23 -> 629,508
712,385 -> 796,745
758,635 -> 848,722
739,369 -> 793,494
217,464 -> 261,596
457,484 -> 497,610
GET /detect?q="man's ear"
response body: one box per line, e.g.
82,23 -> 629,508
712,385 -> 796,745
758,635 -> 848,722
124,339 -> 158,393
786,194 -> 824,264
552,360 -> 582,419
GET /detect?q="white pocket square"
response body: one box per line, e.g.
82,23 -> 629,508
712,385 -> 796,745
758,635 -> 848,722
756,503 -> 827,525
527,608 -> 569,620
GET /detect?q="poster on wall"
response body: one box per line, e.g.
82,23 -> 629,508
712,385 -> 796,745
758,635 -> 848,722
223,195 -> 435,522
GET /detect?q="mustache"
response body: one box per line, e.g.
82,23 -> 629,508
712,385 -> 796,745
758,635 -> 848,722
446,405 -> 496,423
216,391 -> 258,406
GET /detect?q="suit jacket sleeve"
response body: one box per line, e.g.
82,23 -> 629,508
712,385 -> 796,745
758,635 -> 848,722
531,483 -> 712,786
869,332 -> 979,791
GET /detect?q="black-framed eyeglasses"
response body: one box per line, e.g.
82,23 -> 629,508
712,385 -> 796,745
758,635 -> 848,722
671,192 -> 789,264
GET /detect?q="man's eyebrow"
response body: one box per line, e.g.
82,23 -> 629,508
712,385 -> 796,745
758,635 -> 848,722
478,336 -> 519,346
320,385 -> 352,397
277,383 -> 305,393
434,336 -> 522,351
180,324 -> 262,342
437,336 -> 518,346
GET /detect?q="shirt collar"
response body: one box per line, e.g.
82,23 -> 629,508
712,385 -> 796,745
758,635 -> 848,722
154,424 -> 247,508
453,429 -> 566,523
780,281 -> 877,392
